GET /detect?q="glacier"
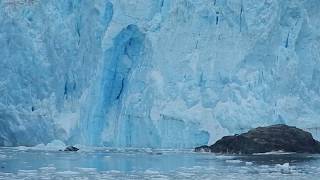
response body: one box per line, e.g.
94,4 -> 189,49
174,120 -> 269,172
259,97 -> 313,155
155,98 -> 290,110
0,0 -> 320,148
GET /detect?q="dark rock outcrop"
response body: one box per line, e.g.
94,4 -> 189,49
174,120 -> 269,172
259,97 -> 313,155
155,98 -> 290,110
195,124 -> 320,154
64,146 -> 79,152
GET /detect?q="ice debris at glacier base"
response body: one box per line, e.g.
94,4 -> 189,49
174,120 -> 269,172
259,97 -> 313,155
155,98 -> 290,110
0,0 -> 320,148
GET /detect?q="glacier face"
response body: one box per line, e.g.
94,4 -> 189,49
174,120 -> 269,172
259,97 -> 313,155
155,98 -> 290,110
1,0 -> 320,148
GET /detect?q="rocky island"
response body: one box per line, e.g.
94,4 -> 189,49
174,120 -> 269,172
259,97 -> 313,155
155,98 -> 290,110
195,124 -> 320,154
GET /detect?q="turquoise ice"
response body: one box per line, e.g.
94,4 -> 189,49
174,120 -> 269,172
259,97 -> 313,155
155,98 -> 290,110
0,0 -> 320,148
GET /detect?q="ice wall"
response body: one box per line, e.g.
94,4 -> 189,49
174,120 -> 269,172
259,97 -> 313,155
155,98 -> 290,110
1,0 -> 320,148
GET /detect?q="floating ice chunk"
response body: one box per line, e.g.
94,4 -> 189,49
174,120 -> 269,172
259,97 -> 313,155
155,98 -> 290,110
76,168 -> 97,172
16,146 -> 29,151
177,172 -> 195,177
253,151 -> 295,155
27,140 -> 67,151
275,163 -> 290,168
39,167 -> 56,171
215,155 -> 236,160
144,170 -> 160,174
275,163 -> 291,174
108,170 -> 121,173
17,170 -> 37,177
46,140 -> 66,148
226,159 -> 242,164
143,148 -> 153,153
33,144 -> 46,149
56,171 -> 80,175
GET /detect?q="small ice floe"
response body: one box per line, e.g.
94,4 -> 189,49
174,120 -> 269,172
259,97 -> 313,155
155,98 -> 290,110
16,146 -> 29,151
177,172 -> 195,177
190,166 -> 202,170
76,168 -> 97,173
17,170 -> 37,177
44,140 -> 66,150
245,162 -> 253,166
260,165 -> 269,168
108,170 -> 121,173
56,171 -> 80,175
33,144 -> 46,150
39,167 -> 56,172
143,148 -> 153,153
144,169 -> 160,174
215,155 -> 235,160
0,154 -> 7,159
226,159 -> 242,164
148,174 -> 169,180
275,163 -> 291,174
253,150 -> 295,155
18,140 -> 67,151
30,140 -> 79,152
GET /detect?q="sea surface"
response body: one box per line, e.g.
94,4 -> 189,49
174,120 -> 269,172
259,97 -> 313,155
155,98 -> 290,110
0,147 -> 320,179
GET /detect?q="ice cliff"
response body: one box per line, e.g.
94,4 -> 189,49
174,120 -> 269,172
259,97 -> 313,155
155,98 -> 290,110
1,0 -> 320,148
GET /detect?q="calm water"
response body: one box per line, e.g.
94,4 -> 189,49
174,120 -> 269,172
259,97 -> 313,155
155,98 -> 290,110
0,147 -> 320,179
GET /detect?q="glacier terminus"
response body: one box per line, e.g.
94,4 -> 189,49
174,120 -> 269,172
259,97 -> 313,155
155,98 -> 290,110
1,0 -> 320,149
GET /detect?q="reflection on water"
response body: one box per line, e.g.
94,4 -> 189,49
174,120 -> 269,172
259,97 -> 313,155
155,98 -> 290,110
0,147 -> 320,179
